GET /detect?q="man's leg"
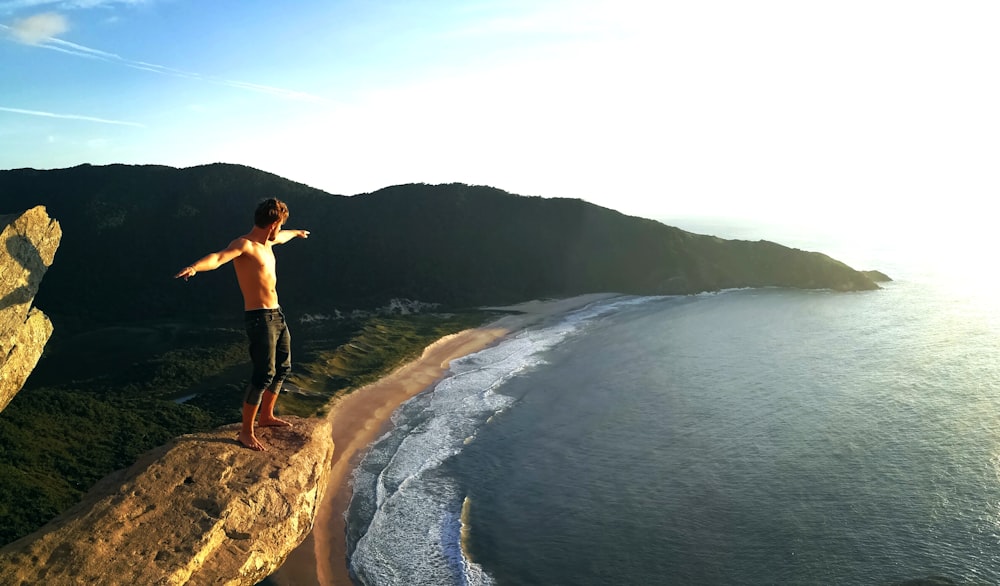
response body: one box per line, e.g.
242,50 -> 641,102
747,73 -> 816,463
240,400 -> 265,451
258,388 -> 291,427
259,319 -> 292,428
242,309 -> 280,450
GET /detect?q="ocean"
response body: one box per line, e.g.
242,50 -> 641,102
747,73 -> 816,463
341,218 -> 1000,585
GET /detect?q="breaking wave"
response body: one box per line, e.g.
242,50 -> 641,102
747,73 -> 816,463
346,296 -> 659,585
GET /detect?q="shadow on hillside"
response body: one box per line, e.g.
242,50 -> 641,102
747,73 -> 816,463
1,236 -> 44,313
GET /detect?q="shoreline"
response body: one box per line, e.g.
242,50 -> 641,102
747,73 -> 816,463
266,293 -> 619,586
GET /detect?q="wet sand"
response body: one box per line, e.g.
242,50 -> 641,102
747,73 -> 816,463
267,293 -> 619,585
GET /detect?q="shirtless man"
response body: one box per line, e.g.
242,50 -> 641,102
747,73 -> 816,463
175,198 -> 309,450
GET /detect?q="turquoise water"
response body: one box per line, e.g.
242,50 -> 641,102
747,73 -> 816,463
344,219 -> 1000,585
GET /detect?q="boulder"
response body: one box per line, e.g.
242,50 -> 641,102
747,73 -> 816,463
0,417 -> 335,586
0,206 -> 61,414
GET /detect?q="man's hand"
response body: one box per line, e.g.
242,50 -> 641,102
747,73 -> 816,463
296,230 -> 310,239
175,266 -> 196,281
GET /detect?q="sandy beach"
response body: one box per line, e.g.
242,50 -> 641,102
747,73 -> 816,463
267,293 -> 618,586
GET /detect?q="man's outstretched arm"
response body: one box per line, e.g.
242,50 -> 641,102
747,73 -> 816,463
272,229 -> 310,245
174,239 -> 247,280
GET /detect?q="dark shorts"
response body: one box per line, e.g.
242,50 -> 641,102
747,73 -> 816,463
244,307 -> 291,405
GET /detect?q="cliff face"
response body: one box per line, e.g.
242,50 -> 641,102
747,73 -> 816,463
0,416 -> 335,586
0,206 -> 61,414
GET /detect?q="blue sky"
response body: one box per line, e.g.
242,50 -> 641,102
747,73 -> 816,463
2,0 -> 999,244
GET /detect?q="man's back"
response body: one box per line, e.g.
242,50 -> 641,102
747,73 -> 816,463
231,235 -> 280,311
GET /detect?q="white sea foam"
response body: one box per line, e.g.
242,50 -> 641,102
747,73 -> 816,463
348,296 -> 662,585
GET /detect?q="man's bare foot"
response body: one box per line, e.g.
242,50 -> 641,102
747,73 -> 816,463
238,431 -> 266,451
259,416 -> 292,428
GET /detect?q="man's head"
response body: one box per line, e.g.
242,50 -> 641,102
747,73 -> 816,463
255,198 -> 289,231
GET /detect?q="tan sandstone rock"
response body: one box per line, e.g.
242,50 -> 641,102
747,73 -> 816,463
0,205 -> 61,414
0,416 -> 335,586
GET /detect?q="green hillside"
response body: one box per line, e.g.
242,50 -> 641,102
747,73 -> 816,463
0,163 -> 879,327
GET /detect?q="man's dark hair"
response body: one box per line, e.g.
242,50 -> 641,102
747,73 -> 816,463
254,198 -> 289,228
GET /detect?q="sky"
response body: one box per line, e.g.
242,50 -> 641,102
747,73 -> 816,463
2,0 -> 999,247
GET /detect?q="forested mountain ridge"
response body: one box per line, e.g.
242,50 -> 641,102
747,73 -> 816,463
0,163 -> 880,325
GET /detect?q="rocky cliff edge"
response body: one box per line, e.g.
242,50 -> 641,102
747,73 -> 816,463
0,206 -> 61,414
0,206 -> 335,585
0,417 -> 335,585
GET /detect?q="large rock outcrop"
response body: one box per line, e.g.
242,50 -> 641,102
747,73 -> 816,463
0,417 -> 335,586
0,206 -> 61,414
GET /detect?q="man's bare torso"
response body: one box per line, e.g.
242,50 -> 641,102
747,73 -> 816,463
232,236 -> 279,311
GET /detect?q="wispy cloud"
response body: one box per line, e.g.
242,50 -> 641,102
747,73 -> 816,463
0,12 -> 326,103
0,105 -> 144,126
0,0 -> 147,12
5,10 -> 64,41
